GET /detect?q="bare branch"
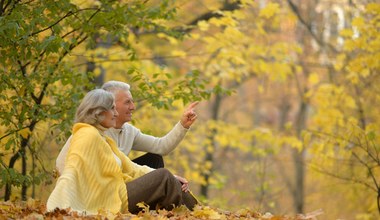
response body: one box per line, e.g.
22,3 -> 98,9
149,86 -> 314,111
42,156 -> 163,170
352,152 -> 379,190
312,165 -> 377,192
286,0 -> 338,53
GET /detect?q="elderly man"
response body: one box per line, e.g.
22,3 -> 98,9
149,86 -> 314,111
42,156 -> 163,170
56,81 -> 198,173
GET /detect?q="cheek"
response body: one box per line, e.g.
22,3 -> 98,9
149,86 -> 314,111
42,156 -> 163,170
116,106 -> 124,113
117,105 -> 128,113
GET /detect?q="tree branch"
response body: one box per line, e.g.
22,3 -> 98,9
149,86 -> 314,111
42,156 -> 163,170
189,1 -> 241,26
27,7 -> 99,38
286,0 -> 338,53
312,165 -> 377,192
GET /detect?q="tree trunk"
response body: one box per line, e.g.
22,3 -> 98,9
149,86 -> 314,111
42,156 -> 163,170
200,93 -> 222,198
20,137 -> 29,200
292,99 -> 308,213
4,152 -> 20,201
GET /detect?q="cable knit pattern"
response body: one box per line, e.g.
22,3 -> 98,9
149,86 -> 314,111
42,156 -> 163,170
47,123 -> 153,214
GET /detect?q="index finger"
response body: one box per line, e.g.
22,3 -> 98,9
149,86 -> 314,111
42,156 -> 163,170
186,101 -> 199,110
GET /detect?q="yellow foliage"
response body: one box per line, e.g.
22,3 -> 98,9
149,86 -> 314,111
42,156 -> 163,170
352,17 -> 365,29
192,206 -> 224,219
333,54 -> 346,71
339,28 -> 354,38
231,10 -> 246,20
18,128 -> 31,139
190,33 -> 200,40
210,16 -> 237,27
171,50 -> 187,58
157,33 -> 179,45
307,73 -> 320,87
259,3 -> 280,19
198,20 -> 210,31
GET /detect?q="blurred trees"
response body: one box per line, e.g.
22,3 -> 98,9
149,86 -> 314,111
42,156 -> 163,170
154,0 -> 379,218
0,0 -> 379,219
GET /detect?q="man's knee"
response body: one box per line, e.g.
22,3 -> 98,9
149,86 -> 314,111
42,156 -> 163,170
155,168 -> 172,178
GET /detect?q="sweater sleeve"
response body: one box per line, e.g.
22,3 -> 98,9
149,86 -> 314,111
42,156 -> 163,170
131,122 -> 188,155
106,136 -> 154,181
55,135 -> 72,175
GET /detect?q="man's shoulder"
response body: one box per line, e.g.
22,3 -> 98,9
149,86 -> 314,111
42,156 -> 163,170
121,123 -> 139,131
106,123 -> 139,136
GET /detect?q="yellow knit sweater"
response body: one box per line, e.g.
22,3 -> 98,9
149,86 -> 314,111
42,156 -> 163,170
47,123 -> 154,214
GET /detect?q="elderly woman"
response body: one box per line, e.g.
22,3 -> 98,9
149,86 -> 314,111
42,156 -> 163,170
47,89 -> 197,214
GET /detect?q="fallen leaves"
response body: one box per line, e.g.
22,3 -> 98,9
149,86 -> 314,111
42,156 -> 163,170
0,199 -> 323,219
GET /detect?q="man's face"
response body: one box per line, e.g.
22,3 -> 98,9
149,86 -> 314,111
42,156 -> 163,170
114,90 -> 135,128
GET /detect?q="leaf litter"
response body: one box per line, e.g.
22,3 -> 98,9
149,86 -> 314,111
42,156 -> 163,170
0,199 -> 323,219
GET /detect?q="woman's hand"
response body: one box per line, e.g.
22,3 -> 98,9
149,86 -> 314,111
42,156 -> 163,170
174,175 -> 190,192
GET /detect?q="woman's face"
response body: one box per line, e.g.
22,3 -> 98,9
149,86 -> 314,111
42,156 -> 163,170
99,102 -> 119,128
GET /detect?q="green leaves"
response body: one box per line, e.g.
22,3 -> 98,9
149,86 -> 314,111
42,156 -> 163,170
0,0 -> 200,200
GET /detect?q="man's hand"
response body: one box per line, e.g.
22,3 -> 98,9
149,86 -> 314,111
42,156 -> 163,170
180,102 -> 199,129
174,175 -> 190,192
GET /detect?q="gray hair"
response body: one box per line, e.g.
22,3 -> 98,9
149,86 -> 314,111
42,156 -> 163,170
101,81 -> 130,94
75,89 -> 114,129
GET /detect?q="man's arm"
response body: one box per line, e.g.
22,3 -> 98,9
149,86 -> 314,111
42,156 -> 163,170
131,122 -> 188,155
131,102 -> 199,155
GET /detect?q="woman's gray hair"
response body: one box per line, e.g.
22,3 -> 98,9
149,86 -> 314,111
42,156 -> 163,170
75,89 -> 114,128
101,81 -> 130,94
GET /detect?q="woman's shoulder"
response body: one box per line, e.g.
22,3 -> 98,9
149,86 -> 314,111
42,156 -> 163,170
72,123 -> 101,139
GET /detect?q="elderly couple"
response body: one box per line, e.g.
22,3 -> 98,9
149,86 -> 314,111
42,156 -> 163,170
47,81 -> 199,214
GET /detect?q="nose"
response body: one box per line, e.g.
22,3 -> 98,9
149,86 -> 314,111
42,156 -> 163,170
130,101 -> 136,110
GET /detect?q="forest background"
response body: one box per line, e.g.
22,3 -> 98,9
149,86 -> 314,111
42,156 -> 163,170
0,0 -> 379,219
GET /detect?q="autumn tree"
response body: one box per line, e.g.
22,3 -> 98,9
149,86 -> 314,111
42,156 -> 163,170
0,0 -> 208,201
306,2 -> 380,215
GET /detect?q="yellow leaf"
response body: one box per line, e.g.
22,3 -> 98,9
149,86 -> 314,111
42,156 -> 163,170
171,50 -> 187,58
19,128 -> 31,139
347,72 -> 359,84
334,54 -> 346,71
192,206 -> 223,219
232,10 -> 246,20
302,131 -> 311,147
198,20 -> 210,31
308,73 -> 320,86
259,3 -> 280,19
352,17 -> 365,28
190,33 -> 200,40
340,29 -> 354,38
366,3 -> 380,14
136,202 -> 150,212
360,68 -> 370,78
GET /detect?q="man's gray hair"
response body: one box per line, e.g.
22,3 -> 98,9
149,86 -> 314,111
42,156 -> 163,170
101,81 -> 130,94
75,89 -> 114,129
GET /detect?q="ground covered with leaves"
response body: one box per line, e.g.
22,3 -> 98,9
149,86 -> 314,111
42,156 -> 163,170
0,200 -> 324,219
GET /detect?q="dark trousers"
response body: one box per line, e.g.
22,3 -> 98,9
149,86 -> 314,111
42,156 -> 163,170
126,168 -> 198,214
132,153 -> 165,169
